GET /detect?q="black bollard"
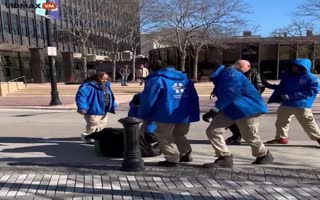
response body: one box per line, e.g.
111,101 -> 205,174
118,117 -> 145,171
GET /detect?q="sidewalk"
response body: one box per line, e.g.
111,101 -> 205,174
0,164 -> 320,199
2,94 -> 320,114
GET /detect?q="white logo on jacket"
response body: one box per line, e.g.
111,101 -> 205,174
172,83 -> 185,94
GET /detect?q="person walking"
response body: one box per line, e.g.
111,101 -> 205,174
225,60 -> 265,145
264,58 -> 320,144
203,65 -> 274,168
119,65 -> 131,86
76,72 -> 117,144
136,64 -> 149,86
139,60 -> 200,167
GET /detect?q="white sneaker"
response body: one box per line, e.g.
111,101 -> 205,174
81,132 -> 95,144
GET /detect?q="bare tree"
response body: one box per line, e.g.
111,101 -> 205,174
60,0 -> 108,79
270,20 -> 314,37
97,0 -> 141,81
188,27 -> 234,81
127,0 -> 160,81
150,0 -> 248,72
296,0 -> 320,20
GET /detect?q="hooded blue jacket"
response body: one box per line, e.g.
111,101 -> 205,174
128,93 -> 157,133
211,65 -> 267,120
139,67 -> 200,123
268,58 -> 319,108
76,81 -> 116,115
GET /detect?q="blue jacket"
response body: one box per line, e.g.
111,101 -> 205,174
76,81 -> 116,115
128,100 -> 157,133
211,65 -> 267,120
268,58 -> 319,108
139,67 -> 200,123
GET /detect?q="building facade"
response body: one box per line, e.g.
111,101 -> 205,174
148,31 -> 320,80
0,0 -> 139,82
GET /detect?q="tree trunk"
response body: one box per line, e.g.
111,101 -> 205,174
81,43 -> 88,80
180,51 -> 187,72
0,58 -> 6,81
112,59 -> 117,81
132,46 -> 137,82
193,49 -> 200,82
112,42 -> 119,81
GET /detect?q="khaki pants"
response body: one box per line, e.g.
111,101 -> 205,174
275,106 -> 320,140
155,123 -> 192,163
206,112 -> 267,158
84,114 -> 108,134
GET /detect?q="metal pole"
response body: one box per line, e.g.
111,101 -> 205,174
118,117 -> 144,172
45,9 -> 62,105
276,43 -> 280,80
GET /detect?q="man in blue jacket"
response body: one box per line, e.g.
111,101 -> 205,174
76,72 -> 116,144
202,65 -> 274,168
139,60 -> 200,167
265,58 -> 320,144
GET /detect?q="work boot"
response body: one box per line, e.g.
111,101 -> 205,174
179,151 -> 193,162
202,155 -> 233,168
252,151 -> 274,165
265,138 -> 288,144
81,132 -> 95,144
157,160 -> 178,167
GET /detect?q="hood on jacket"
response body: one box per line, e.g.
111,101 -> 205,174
291,58 -> 311,72
210,65 -> 225,81
147,67 -> 187,81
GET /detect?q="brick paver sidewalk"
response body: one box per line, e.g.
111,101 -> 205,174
1,165 -> 320,199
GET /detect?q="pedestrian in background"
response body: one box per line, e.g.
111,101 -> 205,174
119,65 -> 131,86
264,58 -> 320,145
203,65 -> 273,168
136,64 -> 149,86
76,72 -> 117,144
139,60 -> 200,167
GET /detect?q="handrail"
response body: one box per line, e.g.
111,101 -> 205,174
7,76 -> 27,89
8,76 -> 27,83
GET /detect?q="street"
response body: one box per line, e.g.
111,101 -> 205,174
1,109 -> 320,199
0,109 -> 319,169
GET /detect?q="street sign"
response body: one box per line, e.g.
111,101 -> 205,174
47,47 -> 57,56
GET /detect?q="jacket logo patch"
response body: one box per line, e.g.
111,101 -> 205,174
172,83 -> 185,94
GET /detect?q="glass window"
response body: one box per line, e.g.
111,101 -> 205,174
28,18 -> 36,38
20,16 -> 27,36
36,19 -> 42,39
11,14 -> 19,35
2,12 -> 10,33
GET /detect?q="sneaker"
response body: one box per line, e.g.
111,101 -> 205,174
202,155 -> 233,168
225,139 -> 241,145
265,138 -> 288,144
81,132 -> 95,144
179,151 -> 193,162
157,160 -> 178,167
252,151 -> 274,165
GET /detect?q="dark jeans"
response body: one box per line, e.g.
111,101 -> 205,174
228,124 -> 241,140
121,76 -> 128,86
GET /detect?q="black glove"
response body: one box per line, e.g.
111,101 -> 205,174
202,109 -> 218,123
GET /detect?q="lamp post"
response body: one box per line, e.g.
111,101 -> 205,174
45,7 -> 62,105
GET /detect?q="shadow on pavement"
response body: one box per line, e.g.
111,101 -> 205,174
0,137 -> 123,168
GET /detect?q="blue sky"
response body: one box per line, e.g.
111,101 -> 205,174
243,0 -> 306,36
